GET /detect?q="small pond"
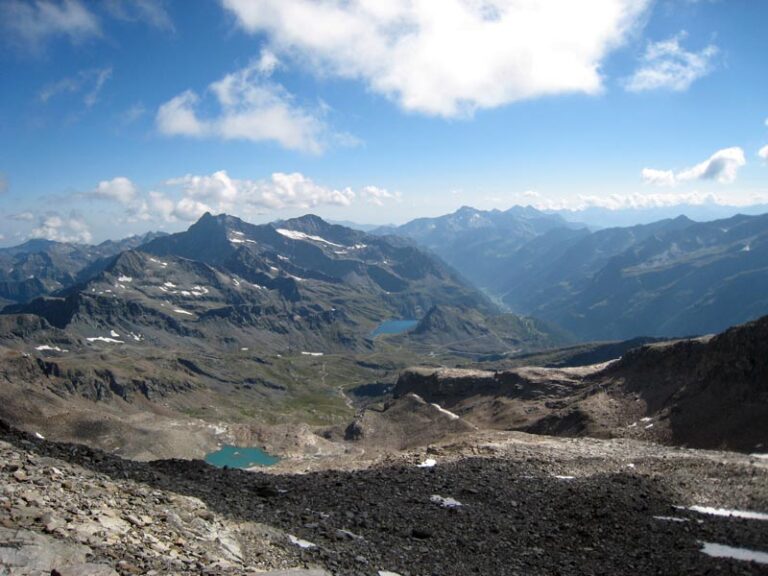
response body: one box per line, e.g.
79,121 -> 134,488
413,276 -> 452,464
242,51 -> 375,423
370,319 -> 418,338
204,445 -> 280,469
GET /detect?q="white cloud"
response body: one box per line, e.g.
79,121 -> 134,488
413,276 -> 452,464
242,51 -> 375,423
8,211 -> 34,222
625,32 -> 718,92
156,54 -> 331,153
39,67 -> 113,108
83,67 -> 112,107
103,0 -> 174,31
220,0 -> 650,118
1,0 -> 100,52
30,212 -> 92,243
759,145 -> 768,162
642,147 -> 746,186
360,185 -> 401,206
90,176 -> 137,204
166,170 -> 357,214
156,91 -> 206,136
119,102 -> 147,125
173,197 -> 213,222
527,190 -> 768,212
146,191 -> 176,222
676,147 -> 746,183
640,168 -> 676,187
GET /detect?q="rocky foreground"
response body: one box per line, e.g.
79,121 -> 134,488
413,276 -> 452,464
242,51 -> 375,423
1,421 -> 768,575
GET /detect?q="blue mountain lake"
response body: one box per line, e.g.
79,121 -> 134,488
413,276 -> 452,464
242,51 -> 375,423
204,445 -> 280,469
370,319 -> 418,338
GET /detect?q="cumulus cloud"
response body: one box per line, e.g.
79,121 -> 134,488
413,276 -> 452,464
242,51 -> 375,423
173,197 -> 213,222
220,0 -> 650,118
30,212 -> 92,243
1,0 -> 100,52
625,32 -> 718,92
759,145 -> 768,162
360,185 -> 401,206
165,170 -> 357,217
90,176 -> 137,204
642,147 -> 746,186
156,91 -> 206,136
156,53 -> 333,153
8,211 -> 35,221
39,67 -> 113,108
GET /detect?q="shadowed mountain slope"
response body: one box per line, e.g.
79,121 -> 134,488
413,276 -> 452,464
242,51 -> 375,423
391,314 -> 768,452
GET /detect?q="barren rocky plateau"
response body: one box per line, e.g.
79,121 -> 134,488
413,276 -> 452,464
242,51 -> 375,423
2,419 -> 768,576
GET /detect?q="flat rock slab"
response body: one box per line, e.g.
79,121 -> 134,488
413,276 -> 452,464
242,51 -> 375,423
0,527 -> 118,576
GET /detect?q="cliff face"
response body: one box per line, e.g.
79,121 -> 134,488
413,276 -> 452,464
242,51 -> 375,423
598,315 -> 768,451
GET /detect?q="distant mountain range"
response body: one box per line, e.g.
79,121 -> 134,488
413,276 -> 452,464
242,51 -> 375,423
380,206 -> 768,340
3,213 -> 513,353
0,232 -> 166,307
548,203 -> 768,229
372,205 -> 581,293
0,211 -> 573,368
6,206 -> 767,344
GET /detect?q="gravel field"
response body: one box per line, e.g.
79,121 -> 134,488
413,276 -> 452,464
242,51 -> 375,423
2,423 -> 767,575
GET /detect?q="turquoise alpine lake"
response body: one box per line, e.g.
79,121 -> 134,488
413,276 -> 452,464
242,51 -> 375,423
370,319 -> 419,338
204,445 -> 280,469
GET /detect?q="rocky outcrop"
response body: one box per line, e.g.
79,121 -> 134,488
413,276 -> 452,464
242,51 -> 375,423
392,315 -> 768,452
343,393 -> 476,449
0,429 -> 324,575
596,314 -> 768,451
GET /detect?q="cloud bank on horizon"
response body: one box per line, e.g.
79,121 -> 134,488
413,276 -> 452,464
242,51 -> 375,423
1,0 -> 767,244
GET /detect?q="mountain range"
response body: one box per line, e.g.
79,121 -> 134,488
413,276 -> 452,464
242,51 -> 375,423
381,206 -> 768,339
3,212 -> 509,352
0,212 -> 566,456
0,232 -> 166,308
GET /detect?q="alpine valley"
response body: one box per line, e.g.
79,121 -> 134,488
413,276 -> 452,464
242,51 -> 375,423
1,210 -> 767,576
376,206 -> 768,340
5,3 -> 768,573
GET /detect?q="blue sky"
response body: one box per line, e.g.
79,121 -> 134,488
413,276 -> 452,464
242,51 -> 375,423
1,0 -> 767,244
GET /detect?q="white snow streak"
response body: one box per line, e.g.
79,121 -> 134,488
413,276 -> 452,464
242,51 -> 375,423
287,535 -> 316,549
700,542 -> 768,564
276,228 -> 343,247
431,403 -> 460,420
683,506 -> 768,521
35,345 -> 68,353
87,337 -> 124,344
